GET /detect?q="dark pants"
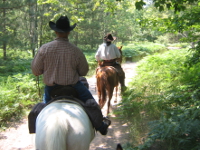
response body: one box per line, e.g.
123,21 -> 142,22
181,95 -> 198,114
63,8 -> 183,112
43,81 -> 94,103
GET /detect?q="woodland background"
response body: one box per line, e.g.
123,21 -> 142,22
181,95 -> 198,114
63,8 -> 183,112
0,0 -> 200,149
1,0 -> 199,59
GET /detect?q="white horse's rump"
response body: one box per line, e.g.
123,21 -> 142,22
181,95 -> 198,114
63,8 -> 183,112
35,101 -> 95,150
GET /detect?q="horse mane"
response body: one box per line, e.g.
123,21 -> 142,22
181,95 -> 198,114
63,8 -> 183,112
46,109 -> 68,150
116,143 -> 123,150
35,102 -> 95,150
36,105 -> 68,150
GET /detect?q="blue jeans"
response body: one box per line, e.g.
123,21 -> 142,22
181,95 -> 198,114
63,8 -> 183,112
43,81 -> 94,103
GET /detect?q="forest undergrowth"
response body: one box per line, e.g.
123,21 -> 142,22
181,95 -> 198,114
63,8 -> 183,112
116,48 -> 200,150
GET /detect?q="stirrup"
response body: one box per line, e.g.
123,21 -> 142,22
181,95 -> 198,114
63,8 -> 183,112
103,117 -> 111,126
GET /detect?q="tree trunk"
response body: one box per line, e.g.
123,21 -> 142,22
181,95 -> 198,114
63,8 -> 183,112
3,0 -> 7,60
29,0 -> 38,57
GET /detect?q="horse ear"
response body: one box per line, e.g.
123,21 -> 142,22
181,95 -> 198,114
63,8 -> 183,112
98,60 -> 103,66
116,143 -> 123,150
117,46 -> 123,50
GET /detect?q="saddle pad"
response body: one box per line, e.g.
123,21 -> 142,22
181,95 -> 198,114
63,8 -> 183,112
28,97 -> 85,134
28,102 -> 46,134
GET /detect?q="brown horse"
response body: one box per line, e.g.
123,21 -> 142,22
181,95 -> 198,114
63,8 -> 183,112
96,46 -> 123,116
96,66 -> 119,116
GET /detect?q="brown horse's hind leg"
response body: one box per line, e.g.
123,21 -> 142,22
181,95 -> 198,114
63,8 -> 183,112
107,98 -> 111,116
107,87 -> 115,116
114,86 -> 118,103
100,98 -> 107,109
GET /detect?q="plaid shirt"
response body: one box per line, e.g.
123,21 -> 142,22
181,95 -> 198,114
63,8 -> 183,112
31,37 -> 89,86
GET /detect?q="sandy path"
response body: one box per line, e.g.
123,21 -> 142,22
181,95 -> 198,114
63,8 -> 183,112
0,62 -> 137,150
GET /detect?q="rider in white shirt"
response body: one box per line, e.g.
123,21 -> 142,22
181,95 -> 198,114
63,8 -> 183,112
95,42 -> 121,61
95,33 -> 126,92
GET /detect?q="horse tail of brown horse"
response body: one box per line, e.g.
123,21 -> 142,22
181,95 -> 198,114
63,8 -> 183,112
97,68 -> 108,108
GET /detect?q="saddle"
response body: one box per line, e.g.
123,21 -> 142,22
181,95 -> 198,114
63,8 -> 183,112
28,85 -> 80,134
96,65 -> 119,75
28,78 -> 102,133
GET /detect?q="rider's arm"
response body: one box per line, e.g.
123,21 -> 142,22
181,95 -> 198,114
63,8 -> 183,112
76,51 -> 89,76
114,45 -> 121,58
95,45 -> 102,61
31,46 -> 44,76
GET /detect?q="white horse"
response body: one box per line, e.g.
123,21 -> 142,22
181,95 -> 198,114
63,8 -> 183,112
35,100 -> 95,150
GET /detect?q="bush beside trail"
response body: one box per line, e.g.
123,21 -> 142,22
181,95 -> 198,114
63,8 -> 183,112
118,47 -> 200,150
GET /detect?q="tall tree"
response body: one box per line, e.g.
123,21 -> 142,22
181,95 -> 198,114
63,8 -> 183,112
0,0 -> 36,59
29,0 -> 38,57
2,0 -> 7,60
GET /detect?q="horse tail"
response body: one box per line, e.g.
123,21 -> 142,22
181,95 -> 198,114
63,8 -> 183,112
101,71 -> 108,106
45,109 -> 68,150
97,71 -> 107,108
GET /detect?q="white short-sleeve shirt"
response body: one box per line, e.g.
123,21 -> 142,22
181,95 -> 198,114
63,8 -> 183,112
95,43 -> 121,61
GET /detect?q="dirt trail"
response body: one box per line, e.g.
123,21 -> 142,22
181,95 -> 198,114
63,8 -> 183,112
0,62 -> 137,150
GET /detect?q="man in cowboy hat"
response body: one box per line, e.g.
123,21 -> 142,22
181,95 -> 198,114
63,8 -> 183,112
31,16 -> 111,135
95,33 -> 126,91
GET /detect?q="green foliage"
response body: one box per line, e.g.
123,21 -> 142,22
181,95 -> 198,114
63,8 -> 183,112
185,41 -> 200,67
134,0 -> 199,12
84,51 -> 98,76
0,73 -> 41,128
136,2 -> 200,67
135,1 -> 146,10
155,33 -> 185,45
0,49 -> 32,76
122,43 -> 167,62
116,48 -> 200,149
1,0 -> 200,62
0,50 -> 41,128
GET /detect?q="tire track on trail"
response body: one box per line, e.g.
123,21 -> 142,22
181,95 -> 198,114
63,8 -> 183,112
0,62 -> 137,150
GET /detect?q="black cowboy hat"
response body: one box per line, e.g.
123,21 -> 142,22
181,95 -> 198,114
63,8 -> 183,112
104,33 -> 115,42
49,16 -> 77,32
